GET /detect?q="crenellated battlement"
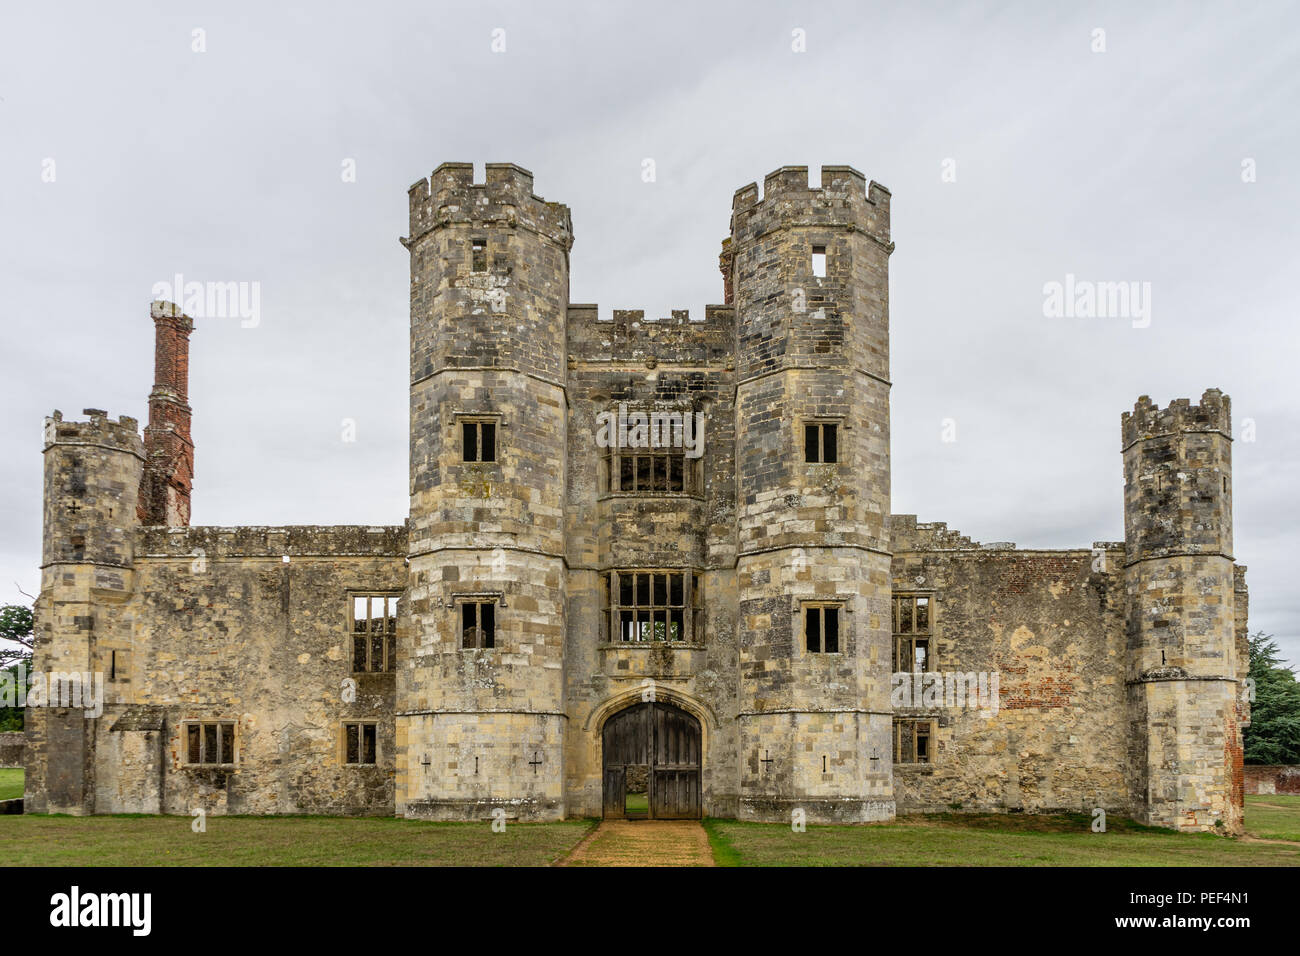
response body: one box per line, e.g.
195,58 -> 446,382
730,165 -> 891,247
1121,389 -> 1231,450
406,162 -> 572,249
567,305 -> 735,366
44,408 -> 144,458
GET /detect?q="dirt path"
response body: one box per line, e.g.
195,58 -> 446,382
558,820 -> 716,867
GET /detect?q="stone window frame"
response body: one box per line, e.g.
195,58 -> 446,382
455,592 -> 502,650
597,404 -> 703,498
350,592 -> 399,674
341,720 -> 380,766
802,418 -> 842,465
182,719 -> 238,767
470,237 -> 488,273
801,600 -> 845,655
894,717 -> 935,766
457,414 -> 501,464
892,593 -> 934,673
601,569 -> 702,645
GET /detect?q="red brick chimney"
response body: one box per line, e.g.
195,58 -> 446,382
138,301 -> 195,525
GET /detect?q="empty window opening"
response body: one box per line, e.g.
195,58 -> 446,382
462,420 -> 497,462
805,604 -> 841,653
804,422 -> 838,463
186,721 -> 236,765
352,594 -> 399,672
812,245 -> 827,278
471,239 -> 487,272
344,722 -> 378,765
462,600 -> 497,649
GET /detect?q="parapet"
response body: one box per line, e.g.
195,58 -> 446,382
137,524 -> 409,559
44,409 -> 144,458
406,161 -> 572,249
1121,389 -> 1231,450
730,165 -> 890,247
567,305 -> 736,367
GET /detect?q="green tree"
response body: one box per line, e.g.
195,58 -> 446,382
1242,630 -> 1300,765
0,603 -> 34,732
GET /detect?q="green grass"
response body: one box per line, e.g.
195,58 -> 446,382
704,805 -> 1300,867
1244,793 -> 1300,842
0,768 -> 22,801
1,814 -> 596,866
625,792 -> 649,813
3,790 -> 1296,866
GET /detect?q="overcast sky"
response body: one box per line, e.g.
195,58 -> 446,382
1,1 -> 1296,664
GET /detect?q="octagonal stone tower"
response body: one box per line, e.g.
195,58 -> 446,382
398,163 -> 573,820
725,166 -> 896,822
1122,389 -> 1244,833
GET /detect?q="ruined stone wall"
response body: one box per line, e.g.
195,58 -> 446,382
27,164 -> 1252,832
890,517 -> 1130,814
0,733 -> 26,767
47,526 -> 407,816
1244,765 -> 1300,795
563,304 -> 739,818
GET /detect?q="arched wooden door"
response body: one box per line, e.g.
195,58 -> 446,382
601,702 -> 701,819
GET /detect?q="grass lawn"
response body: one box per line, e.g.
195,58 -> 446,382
0,768 -> 22,801
1,813 -> 596,866
2,786 -> 1297,866
704,801 -> 1300,867
1243,793 -> 1300,842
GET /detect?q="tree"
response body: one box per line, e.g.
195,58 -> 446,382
0,603 -> 34,732
1242,630 -> 1300,765
0,603 -> 34,669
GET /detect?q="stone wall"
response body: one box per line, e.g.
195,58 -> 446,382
1244,765 -> 1300,795
563,304 -> 739,818
890,517 -> 1130,814
27,524 -> 406,816
0,732 -> 25,767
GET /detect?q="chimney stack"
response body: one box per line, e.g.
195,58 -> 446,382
138,300 -> 195,525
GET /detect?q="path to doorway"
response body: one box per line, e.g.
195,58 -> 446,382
558,820 -> 716,867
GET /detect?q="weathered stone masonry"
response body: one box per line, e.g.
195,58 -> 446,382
25,162 -> 1249,832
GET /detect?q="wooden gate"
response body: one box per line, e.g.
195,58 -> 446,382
601,702 -> 701,820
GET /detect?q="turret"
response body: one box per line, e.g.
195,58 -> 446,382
397,163 -> 572,820
1122,389 -> 1243,832
728,166 -> 895,822
28,408 -> 144,813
